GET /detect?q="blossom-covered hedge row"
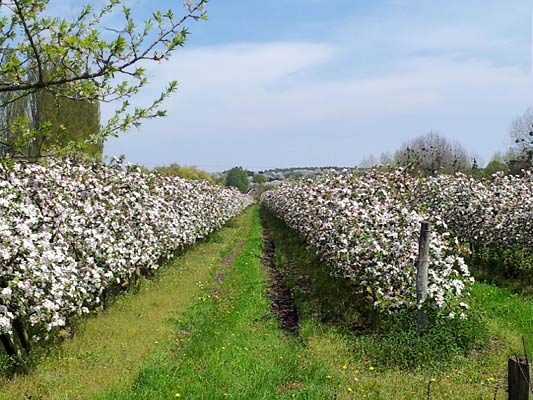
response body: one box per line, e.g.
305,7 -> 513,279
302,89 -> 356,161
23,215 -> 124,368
0,159 -> 252,337
413,171 -> 533,255
261,169 -> 473,314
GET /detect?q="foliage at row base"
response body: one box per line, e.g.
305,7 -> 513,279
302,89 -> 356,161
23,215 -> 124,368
358,307 -> 487,370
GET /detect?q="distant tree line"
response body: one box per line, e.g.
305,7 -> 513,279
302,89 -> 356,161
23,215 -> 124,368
153,163 -> 213,183
225,166 -> 249,193
361,107 -> 533,178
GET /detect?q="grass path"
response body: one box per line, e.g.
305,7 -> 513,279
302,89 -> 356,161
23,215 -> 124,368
0,207 -> 253,400
96,204 -> 344,400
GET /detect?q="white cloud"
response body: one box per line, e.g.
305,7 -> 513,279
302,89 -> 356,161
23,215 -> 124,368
104,41 -> 532,135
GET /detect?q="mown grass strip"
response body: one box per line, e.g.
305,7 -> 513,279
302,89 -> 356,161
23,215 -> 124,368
0,208 -> 253,400
98,206 -> 348,400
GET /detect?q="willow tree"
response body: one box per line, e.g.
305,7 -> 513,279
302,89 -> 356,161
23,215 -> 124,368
0,69 -> 102,159
37,90 -> 102,158
0,0 -> 208,158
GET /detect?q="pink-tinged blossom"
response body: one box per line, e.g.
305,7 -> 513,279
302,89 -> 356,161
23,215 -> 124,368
0,159 -> 252,337
261,168 -> 474,313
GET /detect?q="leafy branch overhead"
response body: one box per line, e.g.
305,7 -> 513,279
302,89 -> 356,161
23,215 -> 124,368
0,0 -> 208,137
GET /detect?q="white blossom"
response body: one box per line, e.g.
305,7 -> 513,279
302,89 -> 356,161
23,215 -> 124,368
0,159 -> 252,335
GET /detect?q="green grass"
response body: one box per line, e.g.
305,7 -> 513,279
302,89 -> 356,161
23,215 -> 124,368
0,208 -> 253,400
470,283 -> 533,355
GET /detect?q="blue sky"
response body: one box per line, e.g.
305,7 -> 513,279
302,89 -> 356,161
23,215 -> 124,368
103,0 -> 533,171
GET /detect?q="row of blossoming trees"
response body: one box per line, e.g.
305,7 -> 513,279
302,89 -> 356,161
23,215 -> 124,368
261,168 -> 532,318
0,159 -> 252,358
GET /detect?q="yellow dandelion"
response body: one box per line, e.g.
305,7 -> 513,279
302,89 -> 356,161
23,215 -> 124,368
368,366 -> 375,371
430,377 -> 437,382
347,387 -> 353,392
488,377 -> 495,382
342,364 -> 348,369
175,393 -> 181,398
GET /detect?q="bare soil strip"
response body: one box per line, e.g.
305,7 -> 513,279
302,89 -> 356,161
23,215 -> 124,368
260,212 -> 299,335
210,239 -> 244,298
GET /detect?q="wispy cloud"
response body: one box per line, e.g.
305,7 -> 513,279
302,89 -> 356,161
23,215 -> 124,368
107,40 -> 531,129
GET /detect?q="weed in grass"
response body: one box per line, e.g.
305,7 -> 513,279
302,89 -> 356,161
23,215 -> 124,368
204,230 -> 224,244
0,354 -> 16,376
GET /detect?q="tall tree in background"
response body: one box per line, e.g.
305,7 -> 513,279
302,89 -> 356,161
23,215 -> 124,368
508,107 -> 533,174
225,167 -> 249,193
154,163 -> 213,182
0,89 -> 30,158
394,131 -> 470,176
35,90 -> 102,159
0,0 -> 208,158
0,70 -> 101,159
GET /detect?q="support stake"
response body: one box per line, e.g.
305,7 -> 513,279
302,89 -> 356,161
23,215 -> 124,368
416,221 -> 431,330
508,356 -> 532,400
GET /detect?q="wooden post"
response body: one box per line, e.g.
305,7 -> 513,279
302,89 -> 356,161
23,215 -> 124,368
416,221 -> 431,329
508,356 -> 532,400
